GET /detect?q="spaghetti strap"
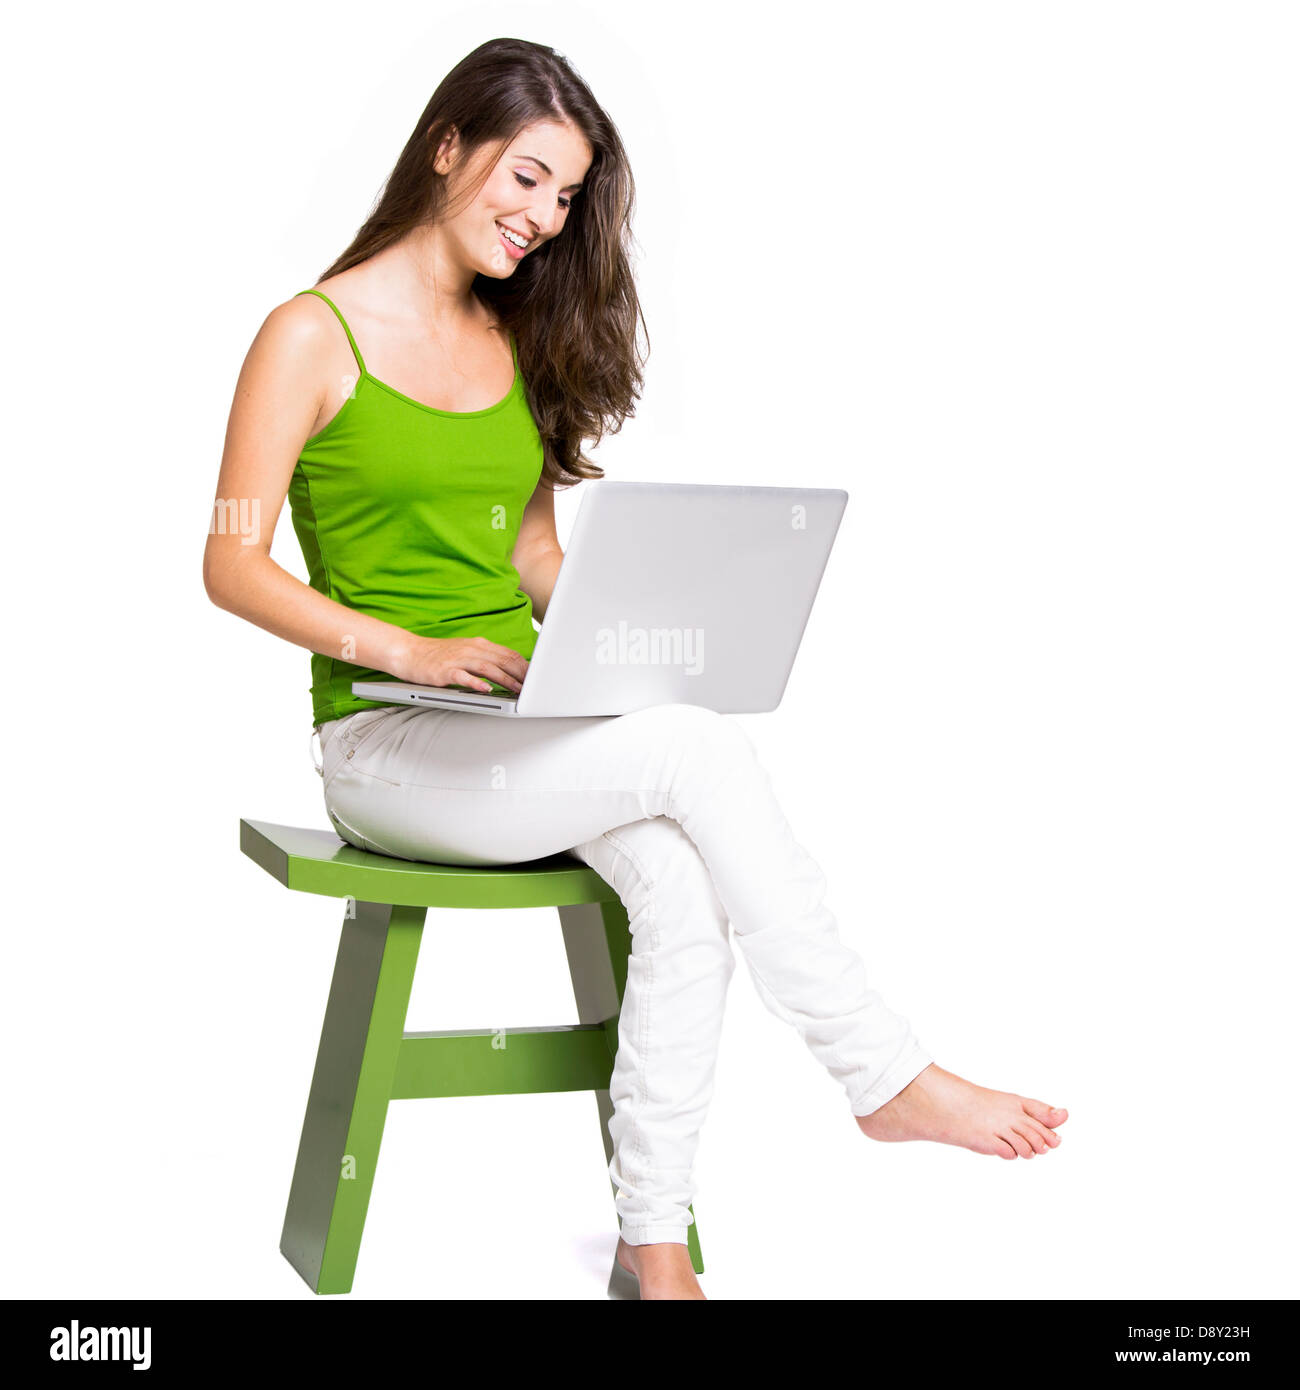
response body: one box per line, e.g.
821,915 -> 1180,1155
295,288 -> 367,377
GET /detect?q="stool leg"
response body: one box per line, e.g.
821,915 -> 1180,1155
558,900 -> 705,1284
280,899 -> 425,1294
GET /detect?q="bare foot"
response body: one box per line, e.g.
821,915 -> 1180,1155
856,1063 -> 1068,1159
616,1237 -> 706,1300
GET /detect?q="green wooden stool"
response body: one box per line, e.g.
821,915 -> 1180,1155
239,818 -> 704,1296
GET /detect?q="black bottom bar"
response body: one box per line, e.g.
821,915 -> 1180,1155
6,1297 -> 1291,1373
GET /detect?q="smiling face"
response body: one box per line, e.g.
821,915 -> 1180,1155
435,119 -> 594,278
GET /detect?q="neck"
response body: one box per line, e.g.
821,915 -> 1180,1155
373,226 -> 482,329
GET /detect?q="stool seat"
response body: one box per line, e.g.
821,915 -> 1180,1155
241,818 -> 617,909
238,816 -> 702,1296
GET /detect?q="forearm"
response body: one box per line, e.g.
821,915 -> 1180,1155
518,546 -> 564,623
205,548 -> 412,678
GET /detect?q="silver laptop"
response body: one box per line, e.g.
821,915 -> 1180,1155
352,480 -> 847,718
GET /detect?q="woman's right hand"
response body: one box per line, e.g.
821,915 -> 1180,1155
393,634 -> 529,694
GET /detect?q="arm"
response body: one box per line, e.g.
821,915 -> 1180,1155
203,297 -> 529,695
511,477 -> 566,623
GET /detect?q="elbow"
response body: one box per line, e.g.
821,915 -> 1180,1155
203,539 -> 252,613
203,546 -> 228,610
514,543 -> 563,585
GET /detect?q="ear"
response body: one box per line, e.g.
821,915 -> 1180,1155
432,124 -> 460,176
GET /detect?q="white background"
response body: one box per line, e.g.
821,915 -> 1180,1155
3,0 -> 1296,1300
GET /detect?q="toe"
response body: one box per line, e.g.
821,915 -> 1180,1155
1025,1115 -> 1061,1147
1024,1098 -> 1068,1127
1013,1123 -> 1047,1155
1001,1128 -> 1034,1158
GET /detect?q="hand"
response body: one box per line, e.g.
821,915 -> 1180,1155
394,634 -> 528,694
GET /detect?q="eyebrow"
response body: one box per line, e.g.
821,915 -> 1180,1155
516,154 -> 584,192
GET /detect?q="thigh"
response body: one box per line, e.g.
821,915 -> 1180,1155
321,700 -> 731,865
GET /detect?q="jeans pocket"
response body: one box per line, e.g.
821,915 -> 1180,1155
322,707 -> 397,792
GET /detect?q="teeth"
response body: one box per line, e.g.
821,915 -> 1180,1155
497,223 -> 528,249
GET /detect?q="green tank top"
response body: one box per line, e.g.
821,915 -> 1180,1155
287,288 -> 543,727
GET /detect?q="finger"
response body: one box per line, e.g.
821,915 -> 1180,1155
460,660 -> 525,694
494,653 -> 530,684
477,661 -> 525,693
449,668 -> 497,694
474,640 -> 530,681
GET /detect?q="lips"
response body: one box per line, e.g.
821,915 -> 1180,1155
494,219 -> 531,258
500,221 -> 536,246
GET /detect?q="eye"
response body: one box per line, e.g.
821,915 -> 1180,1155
514,171 -> 572,211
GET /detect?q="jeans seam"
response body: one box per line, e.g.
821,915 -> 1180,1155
327,805 -> 387,856
602,825 -> 659,1202
328,762 -> 402,789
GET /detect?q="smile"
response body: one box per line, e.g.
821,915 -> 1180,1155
496,222 -> 530,256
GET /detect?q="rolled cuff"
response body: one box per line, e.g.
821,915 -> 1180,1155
848,1043 -> 934,1118
618,1223 -> 692,1247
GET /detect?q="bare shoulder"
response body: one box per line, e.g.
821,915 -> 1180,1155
256,288 -> 339,358
236,290 -> 356,413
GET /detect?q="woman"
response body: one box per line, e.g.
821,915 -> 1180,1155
204,37 -> 1067,1300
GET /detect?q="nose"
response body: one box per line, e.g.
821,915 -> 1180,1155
527,198 -> 560,241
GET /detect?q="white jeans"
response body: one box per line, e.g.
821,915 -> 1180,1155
315,701 -> 933,1246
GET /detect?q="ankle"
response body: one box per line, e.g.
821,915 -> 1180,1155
617,1236 -> 704,1299
619,1236 -> 692,1268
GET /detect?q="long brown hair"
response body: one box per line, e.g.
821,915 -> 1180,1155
318,37 -> 645,488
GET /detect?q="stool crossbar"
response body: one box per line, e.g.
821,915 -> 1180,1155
239,818 -> 704,1296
